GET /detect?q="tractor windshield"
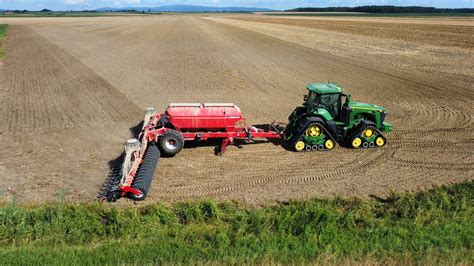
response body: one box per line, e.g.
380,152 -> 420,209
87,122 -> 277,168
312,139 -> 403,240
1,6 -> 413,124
306,91 -> 340,117
306,91 -> 318,111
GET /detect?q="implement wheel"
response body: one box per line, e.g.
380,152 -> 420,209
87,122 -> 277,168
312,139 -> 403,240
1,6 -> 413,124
159,129 -> 184,157
129,144 -> 160,201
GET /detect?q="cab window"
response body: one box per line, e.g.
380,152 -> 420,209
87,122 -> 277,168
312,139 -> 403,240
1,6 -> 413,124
318,94 -> 339,117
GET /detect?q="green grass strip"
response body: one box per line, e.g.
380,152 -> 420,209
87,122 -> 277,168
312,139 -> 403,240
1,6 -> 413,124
0,24 -> 8,59
1,181 -> 473,264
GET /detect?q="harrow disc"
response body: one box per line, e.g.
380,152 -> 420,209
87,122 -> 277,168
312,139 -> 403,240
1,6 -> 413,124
97,153 -> 125,202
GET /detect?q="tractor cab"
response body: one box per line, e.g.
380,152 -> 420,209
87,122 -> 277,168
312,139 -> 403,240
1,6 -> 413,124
304,83 -> 350,122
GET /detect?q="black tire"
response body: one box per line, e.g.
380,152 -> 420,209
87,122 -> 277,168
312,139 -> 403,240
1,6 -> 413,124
158,129 -> 184,157
129,144 -> 160,201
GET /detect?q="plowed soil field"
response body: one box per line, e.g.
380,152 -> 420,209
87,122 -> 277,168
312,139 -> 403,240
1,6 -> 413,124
0,15 -> 472,204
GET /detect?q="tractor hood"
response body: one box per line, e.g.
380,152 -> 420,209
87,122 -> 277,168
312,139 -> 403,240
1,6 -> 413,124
349,102 -> 386,112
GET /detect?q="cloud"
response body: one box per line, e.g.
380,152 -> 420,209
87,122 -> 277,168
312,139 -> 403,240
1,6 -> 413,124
63,0 -> 87,4
61,0 -> 141,5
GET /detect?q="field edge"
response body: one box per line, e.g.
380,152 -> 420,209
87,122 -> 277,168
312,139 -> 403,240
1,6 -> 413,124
1,181 -> 472,264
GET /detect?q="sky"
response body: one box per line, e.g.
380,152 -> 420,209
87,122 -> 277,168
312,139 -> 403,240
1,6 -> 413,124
0,0 -> 472,11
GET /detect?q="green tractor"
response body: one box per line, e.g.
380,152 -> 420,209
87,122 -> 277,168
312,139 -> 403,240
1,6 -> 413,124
284,83 -> 392,152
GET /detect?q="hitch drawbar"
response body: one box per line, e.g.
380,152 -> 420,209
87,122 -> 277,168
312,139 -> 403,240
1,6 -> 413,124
103,104 -> 284,202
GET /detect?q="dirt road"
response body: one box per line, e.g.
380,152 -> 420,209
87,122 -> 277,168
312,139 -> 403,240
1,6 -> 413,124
0,15 -> 472,204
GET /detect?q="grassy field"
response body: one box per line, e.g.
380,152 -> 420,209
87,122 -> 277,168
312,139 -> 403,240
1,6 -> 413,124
267,12 -> 474,17
1,181 -> 472,264
0,24 -> 8,58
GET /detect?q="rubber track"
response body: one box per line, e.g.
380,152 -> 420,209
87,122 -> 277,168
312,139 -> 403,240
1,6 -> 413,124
297,122 -> 336,152
131,144 -> 160,200
348,124 -> 385,149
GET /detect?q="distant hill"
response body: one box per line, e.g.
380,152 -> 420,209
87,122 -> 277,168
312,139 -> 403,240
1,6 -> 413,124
96,5 -> 276,12
287,5 -> 474,13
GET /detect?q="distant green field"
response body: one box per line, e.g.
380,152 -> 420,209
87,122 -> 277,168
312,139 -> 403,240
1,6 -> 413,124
267,12 -> 474,18
0,12 -> 156,17
0,24 -> 8,58
0,181 -> 472,264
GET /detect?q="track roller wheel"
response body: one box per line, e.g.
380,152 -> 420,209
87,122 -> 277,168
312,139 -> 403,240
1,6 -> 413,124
129,144 -> 160,201
294,140 -> 305,152
375,136 -> 386,147
158,129 -> 184,157
362,128 -> 374,138
324,139 -> 335,150
306,125 -> 322,137
351,137 -> 362,148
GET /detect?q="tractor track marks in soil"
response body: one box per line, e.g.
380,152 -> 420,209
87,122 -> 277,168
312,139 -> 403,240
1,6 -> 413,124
391,126 -> 469,135
158,150 -> 387,198
389,138 -> 474,147
0,25 -> 142,203
391,158 -> 474,171
0,25 -> 142,133
278,151 -> 388,185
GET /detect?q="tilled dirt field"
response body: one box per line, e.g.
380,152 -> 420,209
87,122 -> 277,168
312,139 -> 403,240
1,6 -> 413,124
0,15 -> 472,204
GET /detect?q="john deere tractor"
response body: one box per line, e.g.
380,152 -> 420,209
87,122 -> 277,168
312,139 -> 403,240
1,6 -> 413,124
284,83 -> 392,152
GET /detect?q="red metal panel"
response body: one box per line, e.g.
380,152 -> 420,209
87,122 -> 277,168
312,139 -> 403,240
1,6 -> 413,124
166,103 -> 245,131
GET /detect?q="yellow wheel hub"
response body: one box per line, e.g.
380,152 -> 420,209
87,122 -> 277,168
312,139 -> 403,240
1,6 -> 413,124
352,137 -> 362,148
324,139 -> 335,150
363,128 -> 374,138
375,137 -> 385,146
295,141 -> 305,151
306,126 -> 321,137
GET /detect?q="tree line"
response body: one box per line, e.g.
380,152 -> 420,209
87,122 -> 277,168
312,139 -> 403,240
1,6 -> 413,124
287,5 -> 474,13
